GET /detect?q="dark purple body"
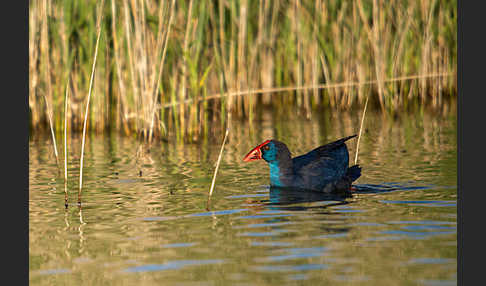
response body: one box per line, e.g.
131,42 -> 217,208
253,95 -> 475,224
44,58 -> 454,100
245,135 -> 361,193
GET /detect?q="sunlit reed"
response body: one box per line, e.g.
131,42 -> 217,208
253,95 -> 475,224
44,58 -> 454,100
207,127 -> 230,210
355,96 -> 369,165
78,0 -> 104,205
64,79 -> 69,208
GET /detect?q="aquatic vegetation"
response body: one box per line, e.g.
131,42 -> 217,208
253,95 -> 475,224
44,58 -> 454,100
29,0 -> 456,141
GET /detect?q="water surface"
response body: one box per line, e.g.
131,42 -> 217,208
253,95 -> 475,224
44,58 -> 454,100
29,106 -> 457,285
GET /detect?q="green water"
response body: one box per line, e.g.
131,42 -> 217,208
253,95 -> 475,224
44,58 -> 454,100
29,106 -> 457,285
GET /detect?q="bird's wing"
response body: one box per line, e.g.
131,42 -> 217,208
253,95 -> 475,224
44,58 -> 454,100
292,135 -> 356,171
292,136 -> 355,190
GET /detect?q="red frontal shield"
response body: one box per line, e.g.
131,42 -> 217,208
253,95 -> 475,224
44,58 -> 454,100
243,140 -> 271,162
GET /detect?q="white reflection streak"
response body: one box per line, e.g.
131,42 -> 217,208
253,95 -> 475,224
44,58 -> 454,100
64,209 -> 71,260
78,207 -> 86,254
211,212 -> 218,230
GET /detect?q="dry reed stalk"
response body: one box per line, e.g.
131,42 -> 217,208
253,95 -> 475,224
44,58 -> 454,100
178,0 -> 195,139
120,0 -> 172,139
129,1 -> 142,132
123,0 -> 139,131
78,0 -> 105,205
111,0 -> 130,135
227,4 -> 236,113
206,127 -> 230,210
355,95 -> 369,165
293,0 -> 302,106
236,0 -> 248,115
148,0 -> 176,143
420,0 -> 438,102
187,17 -> 202,139
41,0 -> 60,171
259,0 -> 278,105
312,1 -> 320,105
64,79 -> 70,208
59,7 -> 68,87
245,1 -> 266,121
319,53 -> 334,98
372,0 -> 386,109
217,0 -> 231,97
29,1 -> 40,126
391,2 -> 415,88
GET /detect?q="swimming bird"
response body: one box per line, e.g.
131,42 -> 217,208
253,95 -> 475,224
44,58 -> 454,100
243,135 -> 361,193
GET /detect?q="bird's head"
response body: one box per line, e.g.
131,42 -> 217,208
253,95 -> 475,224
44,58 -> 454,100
243,140 -> 290,163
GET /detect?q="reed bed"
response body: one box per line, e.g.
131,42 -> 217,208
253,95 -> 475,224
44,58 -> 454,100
29,0 -> 456,142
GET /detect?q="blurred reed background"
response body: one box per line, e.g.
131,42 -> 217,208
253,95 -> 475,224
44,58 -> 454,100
29,0 -> 456,142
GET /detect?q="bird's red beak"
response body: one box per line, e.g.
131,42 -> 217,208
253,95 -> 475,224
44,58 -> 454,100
243,140 -> 270,162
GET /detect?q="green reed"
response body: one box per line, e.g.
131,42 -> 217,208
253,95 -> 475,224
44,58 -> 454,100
29,0 -> 456,142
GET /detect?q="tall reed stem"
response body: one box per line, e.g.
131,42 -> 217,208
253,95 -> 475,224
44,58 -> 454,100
41,0 -> 60,172
64,79 -> 70,208
78,0 -> 105,205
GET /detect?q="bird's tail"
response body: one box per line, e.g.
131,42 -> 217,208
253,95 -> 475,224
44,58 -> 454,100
346,165 -> 362,182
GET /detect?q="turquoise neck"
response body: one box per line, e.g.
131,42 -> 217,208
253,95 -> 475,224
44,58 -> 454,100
269,161 -> 282,187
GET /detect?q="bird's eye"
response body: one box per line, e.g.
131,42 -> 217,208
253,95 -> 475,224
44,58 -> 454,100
263,145 -> 270,151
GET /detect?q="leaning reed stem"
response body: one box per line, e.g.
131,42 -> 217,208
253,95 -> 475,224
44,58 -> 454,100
206,127 -> 230,210
355,95 -> 369,165
43,94 -> 60,171
78,0 -> 104,205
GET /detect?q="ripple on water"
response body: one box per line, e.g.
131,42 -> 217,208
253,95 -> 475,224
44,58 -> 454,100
314,233 -> 348,239
407,258 -> 455,265
255,247 -> 329,263
142,208 -> 250,221
252,264 -> 329,272
187,208 -> 250,217
226,193 -> 268,199
418,279 -> 457,286
122,259 -> 225,273
369,220 -> 458,240
32,269 -> 72,276
286,273 -> 309,280
387,220 -> 456,225
250,241 -> 294,247
238,231 -> 279,237
378,230 -> 456,240
237,213 -> 295,219
380,200 -> 456,207
161,242 -> 197,248
234,221 -> 294,229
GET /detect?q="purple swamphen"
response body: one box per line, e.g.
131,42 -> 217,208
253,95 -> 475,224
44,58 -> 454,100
243,135 -> 361,193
